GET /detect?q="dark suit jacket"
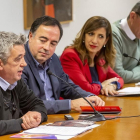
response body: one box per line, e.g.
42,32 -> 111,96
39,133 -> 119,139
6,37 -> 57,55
22,42 -> 92,114
0,79 -> 47,136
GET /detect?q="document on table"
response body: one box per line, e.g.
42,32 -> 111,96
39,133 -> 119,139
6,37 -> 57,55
113,87 -> 140,96
23,124 -> 100,136
11,132 -> 74,139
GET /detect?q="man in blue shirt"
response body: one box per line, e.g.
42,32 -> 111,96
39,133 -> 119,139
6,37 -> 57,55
22,16 -> 105,114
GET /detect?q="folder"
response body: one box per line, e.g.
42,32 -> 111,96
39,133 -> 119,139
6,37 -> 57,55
80,106 -> 121,114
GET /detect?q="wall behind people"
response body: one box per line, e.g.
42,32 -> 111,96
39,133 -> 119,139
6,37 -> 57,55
0,0 -> 139,55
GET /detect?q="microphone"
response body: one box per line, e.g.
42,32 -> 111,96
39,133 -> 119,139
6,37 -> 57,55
123,53 -> 140,65
47,70 -> 106,122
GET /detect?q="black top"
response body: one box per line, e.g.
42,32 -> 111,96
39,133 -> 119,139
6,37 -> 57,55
89,66 -> 99,82
0,79 -> 47,136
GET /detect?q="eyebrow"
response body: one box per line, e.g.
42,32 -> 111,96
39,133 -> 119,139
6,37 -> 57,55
14,54 -> 24,60
39,36 -> 58,43
99,33 -> 104,36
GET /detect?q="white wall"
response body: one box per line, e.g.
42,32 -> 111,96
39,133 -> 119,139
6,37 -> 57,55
0,0 -> 139,55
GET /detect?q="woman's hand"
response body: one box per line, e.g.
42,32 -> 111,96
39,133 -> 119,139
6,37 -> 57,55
101,77 -> 119,89
101,84 -> 119,96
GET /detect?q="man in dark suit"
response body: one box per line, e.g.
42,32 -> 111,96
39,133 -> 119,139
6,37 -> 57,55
0,31 -> 47,135
22,16 -> 105,115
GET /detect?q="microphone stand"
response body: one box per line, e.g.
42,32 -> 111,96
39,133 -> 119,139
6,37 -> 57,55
123,53 -> 140,65
47,70 -> 106,122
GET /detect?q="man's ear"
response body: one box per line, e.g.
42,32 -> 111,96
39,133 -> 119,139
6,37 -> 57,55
28,32 -> 33,43
129,11 -> 137,21
128,11 -> 138,27
0,59 -> 4,70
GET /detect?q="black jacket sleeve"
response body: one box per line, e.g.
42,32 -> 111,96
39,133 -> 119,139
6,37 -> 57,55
0,118 -> 22,136
17,79 -> 47,123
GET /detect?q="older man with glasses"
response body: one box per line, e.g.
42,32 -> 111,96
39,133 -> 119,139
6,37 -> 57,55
112,2 -> 140,83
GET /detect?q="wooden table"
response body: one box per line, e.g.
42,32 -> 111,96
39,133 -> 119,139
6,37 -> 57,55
1,83 -> 140,140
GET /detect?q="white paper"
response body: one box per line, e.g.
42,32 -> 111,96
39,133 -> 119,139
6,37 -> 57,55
24,124 -> 100,136
55,135 -> 74,139
114,87 -> 140,96
135,82 -> 140,86
12,132 -> 74,139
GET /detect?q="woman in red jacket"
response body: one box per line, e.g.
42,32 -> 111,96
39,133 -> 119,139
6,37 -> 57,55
60,16 -> 124,96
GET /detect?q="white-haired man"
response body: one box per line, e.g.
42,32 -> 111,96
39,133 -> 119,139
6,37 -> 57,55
0,31 -> 47,135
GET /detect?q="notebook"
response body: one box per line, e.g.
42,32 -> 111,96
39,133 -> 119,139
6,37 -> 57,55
113,87 -> 140,96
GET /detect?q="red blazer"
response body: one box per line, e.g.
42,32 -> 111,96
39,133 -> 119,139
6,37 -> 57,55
60,48 -> 124,95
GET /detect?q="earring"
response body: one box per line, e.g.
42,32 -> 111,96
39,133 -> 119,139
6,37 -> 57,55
104,45 -> 106,47
83,40 -> 85,43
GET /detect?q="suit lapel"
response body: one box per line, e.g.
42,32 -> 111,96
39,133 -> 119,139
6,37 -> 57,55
83,60 -> 107,83
24,42 -> 44,95
28,63 -> 44,90
96,63 -> 106,82
48,61 -> 60,100
83,60 -> 92,83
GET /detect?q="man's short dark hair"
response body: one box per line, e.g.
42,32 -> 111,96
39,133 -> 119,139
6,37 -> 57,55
131,1 -> 140,13
29,16 -> 63,40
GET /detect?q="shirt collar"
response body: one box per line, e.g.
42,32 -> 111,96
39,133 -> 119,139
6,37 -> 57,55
119,18 -> 136,40
0,77 -> 17,91
27,43 -> 52,69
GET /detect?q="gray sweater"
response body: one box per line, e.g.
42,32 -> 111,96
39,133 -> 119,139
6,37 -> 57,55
112,20 -> 140,83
